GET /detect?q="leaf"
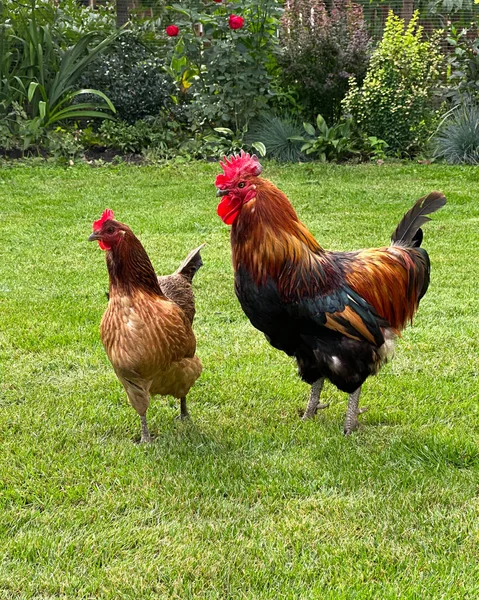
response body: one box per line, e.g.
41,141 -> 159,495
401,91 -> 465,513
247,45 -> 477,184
252,141 -> 266,157
303,122 -> 316,136
214,127 -> 234,136
27,81 -> 39,102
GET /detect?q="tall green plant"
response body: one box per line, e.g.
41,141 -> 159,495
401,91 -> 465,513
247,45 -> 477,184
342,11 -> 444,156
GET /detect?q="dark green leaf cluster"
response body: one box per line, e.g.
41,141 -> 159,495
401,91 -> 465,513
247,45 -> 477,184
81,33 -> 174,123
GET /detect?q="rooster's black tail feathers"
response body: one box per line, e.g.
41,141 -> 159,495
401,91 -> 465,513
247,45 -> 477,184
391,191 -> 446,248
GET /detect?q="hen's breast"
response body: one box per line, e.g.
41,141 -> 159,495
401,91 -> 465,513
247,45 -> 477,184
100,291 -> 197,381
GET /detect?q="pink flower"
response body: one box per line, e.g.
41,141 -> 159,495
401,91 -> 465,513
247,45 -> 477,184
229,14 -> 244,30
166,25 -> 179,37
213,0 -> 222,2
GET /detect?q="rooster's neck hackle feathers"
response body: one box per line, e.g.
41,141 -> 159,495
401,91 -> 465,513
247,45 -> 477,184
231,179 -> 337,297
106,230 -> 164,297
391,191 -> 446,247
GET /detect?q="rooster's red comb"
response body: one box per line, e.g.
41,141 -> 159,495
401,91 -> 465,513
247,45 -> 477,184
215,151 -> 263,188
93,208 -> 115,231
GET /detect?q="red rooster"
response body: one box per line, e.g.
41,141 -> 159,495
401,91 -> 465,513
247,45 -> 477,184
89,209 -> 203,442
215,153 -> 446,434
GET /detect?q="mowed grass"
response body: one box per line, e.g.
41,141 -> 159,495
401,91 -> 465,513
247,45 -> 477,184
0,161 -> 478,599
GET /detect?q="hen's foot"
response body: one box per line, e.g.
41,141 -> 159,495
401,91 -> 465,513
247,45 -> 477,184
175,412 -> 190,420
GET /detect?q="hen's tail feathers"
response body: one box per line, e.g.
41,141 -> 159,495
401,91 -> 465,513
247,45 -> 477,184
175,243 -> 205,283
391,192 -> 446,248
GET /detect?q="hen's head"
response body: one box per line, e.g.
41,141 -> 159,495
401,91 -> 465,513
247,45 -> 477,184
89,209 -> 128,251
215,151 -> 263,225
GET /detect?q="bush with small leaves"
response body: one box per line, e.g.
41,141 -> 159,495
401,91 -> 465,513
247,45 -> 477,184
342,11 -> 444,156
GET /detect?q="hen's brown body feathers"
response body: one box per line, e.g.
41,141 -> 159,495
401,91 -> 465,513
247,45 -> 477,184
92,221 -> 203,442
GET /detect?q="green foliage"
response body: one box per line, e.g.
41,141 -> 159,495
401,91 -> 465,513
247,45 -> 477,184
0,0 -> 119,152
279,0 -> 371,123
433,101 -> 479,164
81,33 -> 174,123
203,127 -> 266,158
291,114 -> 359,162
166,0 -> 281,131
245,114 -> 305,162
443,23 -> 479,104
342,11 -> 444,156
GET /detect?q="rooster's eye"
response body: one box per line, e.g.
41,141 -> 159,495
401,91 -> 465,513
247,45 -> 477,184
238,182 -> 246,189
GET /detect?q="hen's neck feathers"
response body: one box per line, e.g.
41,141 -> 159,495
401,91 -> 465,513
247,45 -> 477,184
106,231 -> 164,297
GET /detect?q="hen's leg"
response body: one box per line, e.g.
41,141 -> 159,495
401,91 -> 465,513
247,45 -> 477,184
140,414 -> 152,443
343,386 -> 368,435
177,396 -> 190,420
122,378 -> 152,443
302,378 -> 329,420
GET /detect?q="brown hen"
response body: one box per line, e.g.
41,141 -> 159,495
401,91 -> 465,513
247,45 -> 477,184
89,209 -> 203,442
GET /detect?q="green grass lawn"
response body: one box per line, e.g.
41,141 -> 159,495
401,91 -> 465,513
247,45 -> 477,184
0,161 -> 478,599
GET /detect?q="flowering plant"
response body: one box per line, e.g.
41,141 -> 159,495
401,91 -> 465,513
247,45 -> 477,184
165,24 -> 180,37
166,0 -> 281,130
228,15 -> 244,29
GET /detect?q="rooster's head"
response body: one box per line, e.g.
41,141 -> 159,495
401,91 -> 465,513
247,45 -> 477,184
215,151 -> 263,225
89,209 -> 128,251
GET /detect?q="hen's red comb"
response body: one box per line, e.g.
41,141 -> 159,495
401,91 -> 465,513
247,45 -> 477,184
215,151 -> 263,188
93,208 -> 115,231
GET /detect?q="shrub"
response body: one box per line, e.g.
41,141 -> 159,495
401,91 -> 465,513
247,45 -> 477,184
443,23 -> 479,104
245,114 -> 305,162
278,0 -> 371,123
166,0 -> 281,131
81,33 -> 174,123
342,11 -> 444,156
433,102 -> 479,165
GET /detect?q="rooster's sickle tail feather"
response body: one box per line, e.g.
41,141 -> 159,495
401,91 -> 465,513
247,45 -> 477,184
391,192 -> 446,248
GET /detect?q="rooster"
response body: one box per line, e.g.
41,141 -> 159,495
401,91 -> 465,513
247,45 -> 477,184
215,153 -> 446,434
89,209 -> 203,442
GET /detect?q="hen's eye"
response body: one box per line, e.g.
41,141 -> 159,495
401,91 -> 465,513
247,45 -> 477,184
106,227 -> 115,234
238,182 -> 246,189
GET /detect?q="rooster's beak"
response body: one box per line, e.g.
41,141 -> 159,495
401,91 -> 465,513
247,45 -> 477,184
88,231 -> 101,242
216,188 -> 230,197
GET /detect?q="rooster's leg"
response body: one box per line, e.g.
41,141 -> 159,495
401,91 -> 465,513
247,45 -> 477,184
302,378 -> 328,420
140,414 -> 152,443
344,386 -> 368,435
177,397 -> 190,420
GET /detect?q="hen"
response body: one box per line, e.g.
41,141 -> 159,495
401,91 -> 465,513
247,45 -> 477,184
215,153 -> 446,434
89,209 -> 203,442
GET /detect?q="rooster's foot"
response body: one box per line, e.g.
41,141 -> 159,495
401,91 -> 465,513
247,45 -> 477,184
301,378 -> 327,420
302,402 -> 330,420
343,387 -> 366,436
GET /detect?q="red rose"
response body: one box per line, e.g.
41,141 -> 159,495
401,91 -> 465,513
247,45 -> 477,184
166,25 -> 179,37
213,0 -> 222,2
229,15 -> 244,29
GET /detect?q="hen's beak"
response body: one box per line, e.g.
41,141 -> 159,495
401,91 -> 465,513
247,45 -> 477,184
88,231 -> 101,242
216,188 -> 230,197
